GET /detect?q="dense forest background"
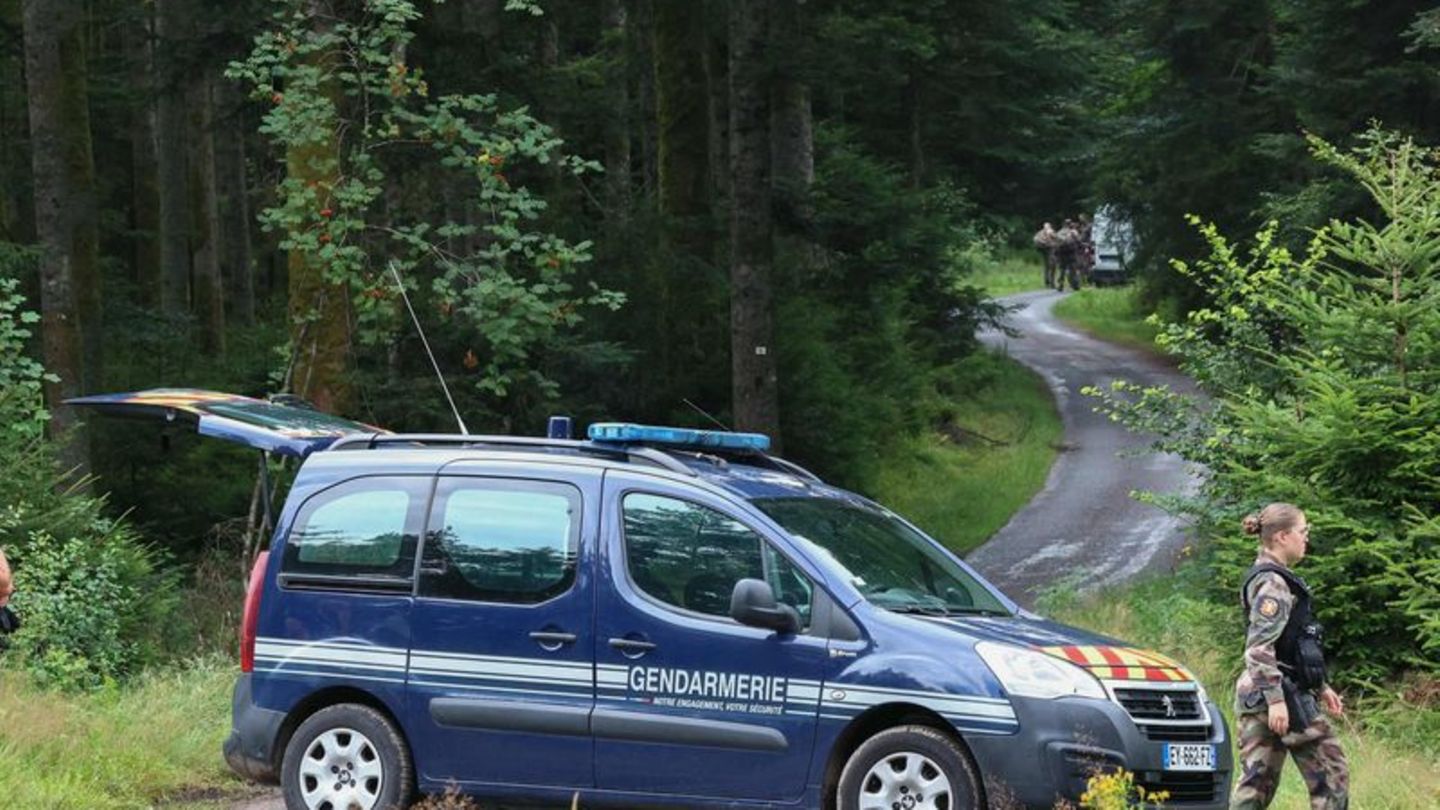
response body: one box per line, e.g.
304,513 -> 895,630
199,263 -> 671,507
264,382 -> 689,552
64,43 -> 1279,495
3,0 -> 1440,687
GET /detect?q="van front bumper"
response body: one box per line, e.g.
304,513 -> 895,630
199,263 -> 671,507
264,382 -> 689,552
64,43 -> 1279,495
965,694 -> 1232,809
222,673 -> 285,784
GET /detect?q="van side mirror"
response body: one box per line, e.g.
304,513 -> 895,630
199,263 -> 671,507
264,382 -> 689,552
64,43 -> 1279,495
730,578 -> 800,634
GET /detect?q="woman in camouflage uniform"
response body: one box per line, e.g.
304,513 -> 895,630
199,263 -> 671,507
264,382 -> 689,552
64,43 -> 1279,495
1230,503 -> 1349,810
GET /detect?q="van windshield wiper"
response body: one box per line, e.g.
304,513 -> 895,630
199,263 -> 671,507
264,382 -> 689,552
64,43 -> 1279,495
940,607 -> 1010,617
883,605 -> 951,616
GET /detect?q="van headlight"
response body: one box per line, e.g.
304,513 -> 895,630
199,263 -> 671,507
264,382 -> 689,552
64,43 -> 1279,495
975,641 -> 1107,700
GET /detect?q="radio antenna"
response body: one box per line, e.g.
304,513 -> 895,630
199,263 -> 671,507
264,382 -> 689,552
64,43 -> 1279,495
389,261 -> 469,435
682,398 -> 731,431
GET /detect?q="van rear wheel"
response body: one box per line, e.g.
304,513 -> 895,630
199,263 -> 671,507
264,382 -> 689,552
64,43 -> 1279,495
837,725 -> 982,810
281,703 -> 413,810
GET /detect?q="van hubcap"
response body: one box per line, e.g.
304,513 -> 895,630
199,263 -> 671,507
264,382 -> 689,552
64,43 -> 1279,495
297,727 -> 383,810
859,751 -> 952,810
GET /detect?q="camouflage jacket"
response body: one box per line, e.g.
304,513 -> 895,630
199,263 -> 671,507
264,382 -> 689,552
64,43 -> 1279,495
1234,550 -> 1293,715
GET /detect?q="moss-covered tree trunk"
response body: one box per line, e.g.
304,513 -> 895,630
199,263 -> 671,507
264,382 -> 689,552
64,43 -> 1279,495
728,0 -> 780,445
22,0 -> 98,471
285,9 -> 351,414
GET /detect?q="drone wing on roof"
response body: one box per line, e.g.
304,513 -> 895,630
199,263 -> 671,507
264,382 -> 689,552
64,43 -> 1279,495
66,389 -> 386,458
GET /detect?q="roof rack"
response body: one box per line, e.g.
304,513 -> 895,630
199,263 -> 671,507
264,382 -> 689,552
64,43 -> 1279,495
326,433 -> 697,477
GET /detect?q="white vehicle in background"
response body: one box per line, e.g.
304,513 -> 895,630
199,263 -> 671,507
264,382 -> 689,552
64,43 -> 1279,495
1091,206 -> 1137,286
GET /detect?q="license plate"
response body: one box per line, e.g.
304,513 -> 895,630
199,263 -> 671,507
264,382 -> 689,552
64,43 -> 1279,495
1163,743 -> 1217,772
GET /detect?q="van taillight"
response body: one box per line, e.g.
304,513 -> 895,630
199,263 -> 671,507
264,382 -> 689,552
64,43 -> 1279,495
239,551 -> 269,673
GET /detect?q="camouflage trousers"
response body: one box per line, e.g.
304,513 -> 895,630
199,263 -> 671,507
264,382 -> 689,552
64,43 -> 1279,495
1231,712 -> 1349,810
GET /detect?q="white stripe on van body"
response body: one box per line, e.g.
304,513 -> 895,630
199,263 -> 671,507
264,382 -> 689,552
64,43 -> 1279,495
255,637 -> 1016,728
408,655 -> 591,684
254,642 -> 407,669
257,637 -> 409,656
254,666 -> 406,685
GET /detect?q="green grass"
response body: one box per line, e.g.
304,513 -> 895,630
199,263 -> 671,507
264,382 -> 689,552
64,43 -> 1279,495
867,350 -> 1063,555
1051,285 -> 1162,351
0,655 -> 243,809
969,247 -> 1049,297
1042,574 -> 1440,809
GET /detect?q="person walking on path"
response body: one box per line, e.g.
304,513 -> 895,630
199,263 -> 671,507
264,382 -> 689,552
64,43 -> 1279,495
1054,219 -> 1082,291
1033,222 -> 1061,288
1230,503 -> 1349,810
1076,214 -> 1095,286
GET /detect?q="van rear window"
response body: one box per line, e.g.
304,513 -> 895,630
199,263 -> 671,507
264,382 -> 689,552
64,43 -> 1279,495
282,477 -> 428,580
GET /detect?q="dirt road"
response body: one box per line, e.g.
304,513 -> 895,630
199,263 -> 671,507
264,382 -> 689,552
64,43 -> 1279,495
965,288 -> 1202,607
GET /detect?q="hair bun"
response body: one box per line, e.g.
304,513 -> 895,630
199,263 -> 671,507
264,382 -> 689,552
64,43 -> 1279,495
1242,513 -> 1262,536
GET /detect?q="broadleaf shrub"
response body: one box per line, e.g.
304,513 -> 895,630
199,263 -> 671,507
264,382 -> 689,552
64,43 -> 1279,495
1088,129 -> 1440,681
0,270 -> 179,689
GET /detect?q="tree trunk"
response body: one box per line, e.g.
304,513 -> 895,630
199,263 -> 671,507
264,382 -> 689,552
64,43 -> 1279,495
1,2 -> 34,244
459,0 -> 501,61
705,1 -> 729,208
602,0 -> 631,217
214,79 -> 254,325
653,0 -> 710,241
154,0 -> 190,315
22,0 -> 97,471
189,70 -> 224,354
286,10 -> 352,414
632,0 -> 657,198
124,8 -> 161,307
770,0 -> 814,241
905,71 -> 924,189
728,0 -> 780,444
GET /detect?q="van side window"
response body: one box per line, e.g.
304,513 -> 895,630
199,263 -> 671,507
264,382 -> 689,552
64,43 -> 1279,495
282,477 -> 427,578
622,493 -> 812,625
420,478 -> 580,604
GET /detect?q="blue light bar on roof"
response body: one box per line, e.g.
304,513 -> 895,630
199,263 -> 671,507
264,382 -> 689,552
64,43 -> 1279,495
588,422 -> 772,452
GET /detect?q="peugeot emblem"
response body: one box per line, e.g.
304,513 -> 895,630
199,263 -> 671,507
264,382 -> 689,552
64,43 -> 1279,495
1162,694 -> 1176,719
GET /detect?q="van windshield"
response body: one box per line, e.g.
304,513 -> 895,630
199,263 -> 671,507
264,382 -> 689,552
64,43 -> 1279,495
752,497 -> 1010,616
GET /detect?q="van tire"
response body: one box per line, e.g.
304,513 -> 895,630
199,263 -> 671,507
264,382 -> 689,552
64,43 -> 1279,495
837,724 -> 982,810
281,703 -> 414,810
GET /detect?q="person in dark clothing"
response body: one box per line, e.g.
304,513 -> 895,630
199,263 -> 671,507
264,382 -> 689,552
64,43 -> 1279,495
1054,220 -> 1082,291
1076,214 -> 1095,286
0,548 -> 17,647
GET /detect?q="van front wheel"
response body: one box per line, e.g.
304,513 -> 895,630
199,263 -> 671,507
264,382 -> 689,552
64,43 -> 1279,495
281,703 -> 414,810
837,725 -> 982,810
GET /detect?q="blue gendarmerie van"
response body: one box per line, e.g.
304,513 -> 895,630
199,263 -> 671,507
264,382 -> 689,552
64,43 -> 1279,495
73,391 -> 1233,810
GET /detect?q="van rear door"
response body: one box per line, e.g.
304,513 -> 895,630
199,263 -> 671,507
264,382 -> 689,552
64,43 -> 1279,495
67,388 -> 381,457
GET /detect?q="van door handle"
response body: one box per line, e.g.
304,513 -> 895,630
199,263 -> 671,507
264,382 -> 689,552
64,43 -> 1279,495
608,637 -> 657,652
529,631 -> 577,645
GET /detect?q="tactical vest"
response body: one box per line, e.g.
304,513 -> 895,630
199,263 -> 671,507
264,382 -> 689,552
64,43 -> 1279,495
1241,562 -> 1327,690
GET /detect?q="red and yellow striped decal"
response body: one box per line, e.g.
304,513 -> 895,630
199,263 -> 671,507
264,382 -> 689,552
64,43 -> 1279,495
1038,645 -> 1194,683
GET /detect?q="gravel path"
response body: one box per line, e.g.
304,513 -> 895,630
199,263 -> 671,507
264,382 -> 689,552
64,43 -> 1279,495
965,288 -> 1202,608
